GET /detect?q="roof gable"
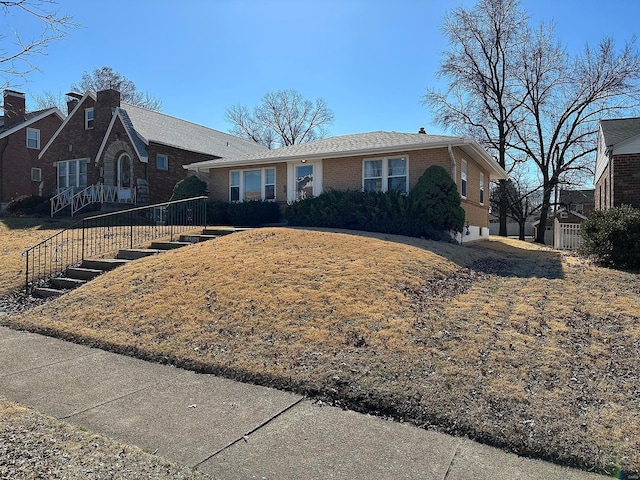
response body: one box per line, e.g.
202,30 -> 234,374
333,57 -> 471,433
39,91 -> 96,159
0,107 -> 64,140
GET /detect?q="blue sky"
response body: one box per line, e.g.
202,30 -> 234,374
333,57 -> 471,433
5,0 -> 640,138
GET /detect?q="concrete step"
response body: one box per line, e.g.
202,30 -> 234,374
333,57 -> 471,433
32,287 -> 65,298
179,234 -> 219,243
116,248 -> 161,260
66,267 -> 104,280
149,241 -> 192,250
50,277 -> 87,289
201,227 -> 250,236
81,258 -> 131,271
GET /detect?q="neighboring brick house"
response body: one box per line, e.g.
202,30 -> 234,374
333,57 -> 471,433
39,88 -> 266,213
0,90 -> 64,209
185,131 -> 508,241
595,117 -> 640,210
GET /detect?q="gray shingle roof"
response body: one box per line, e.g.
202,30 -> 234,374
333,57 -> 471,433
558,189 -> 594,206
120,103 -> 268,158
185,130 -> 508,180
600,117 -> 640,147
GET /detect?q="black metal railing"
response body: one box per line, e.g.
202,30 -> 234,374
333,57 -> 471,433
23,196 -> 208,290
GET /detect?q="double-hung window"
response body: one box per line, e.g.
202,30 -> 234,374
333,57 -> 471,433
479,172 -> 485,204
26,128 -> 40,149
85,108 -> 94,129
461,160 -> 468,198
363,156 -> 408,193
156,154 -> 168,171
57,159 -> 88,191
230,167 -> 276,202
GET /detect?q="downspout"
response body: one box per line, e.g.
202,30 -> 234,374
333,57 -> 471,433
447,144 -> 457,187
0,136 -> 9,206
447,144 -> 460,242
608,150 -> 613,208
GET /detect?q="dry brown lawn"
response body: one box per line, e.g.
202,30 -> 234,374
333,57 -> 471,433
0,218 -> 78,295
3,226 -> 640,476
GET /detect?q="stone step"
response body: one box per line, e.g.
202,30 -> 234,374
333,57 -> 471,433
66,267 -> 104,280
50,277 -> 87,289
149,240 -> 193,250
32,287 -> 64,298
116,248 -> 161,260
81,258 -> 131,271
201,227 -> 249,236
179,234 -> 219,243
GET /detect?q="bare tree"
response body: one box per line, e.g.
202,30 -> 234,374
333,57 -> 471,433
71,66 -> 162,110
490,172 -> 542,240
0,0 -> 76,91
424,0 -> 528,237
226,89 -> 334,149
512,31 -> 640,243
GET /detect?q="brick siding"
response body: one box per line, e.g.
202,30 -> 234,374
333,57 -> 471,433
208,146 -> 492,227
0,112 -> 63,203
612,153 -> 640,208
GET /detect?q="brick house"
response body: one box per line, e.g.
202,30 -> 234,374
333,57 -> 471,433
595,117 -> 640,210
0,90 -> 64,209
39,88 -> 266,214
185,130 -> 508,241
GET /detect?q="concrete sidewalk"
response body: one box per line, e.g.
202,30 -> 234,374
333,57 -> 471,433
0,326 -> 607,479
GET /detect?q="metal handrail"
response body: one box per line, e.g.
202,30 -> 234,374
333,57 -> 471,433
23,196 -> 208,291
50,187 -> 74,216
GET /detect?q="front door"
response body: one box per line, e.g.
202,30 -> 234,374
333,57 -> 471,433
117,153 -> 132,201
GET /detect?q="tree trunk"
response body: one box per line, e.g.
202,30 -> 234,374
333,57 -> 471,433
535,186 -> 554,244
518,221 -> 525,241
498,179 -> 508,236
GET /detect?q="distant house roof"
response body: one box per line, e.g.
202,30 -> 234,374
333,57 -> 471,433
119,103 -> 267,158
558,189 -> 595,207
185,130 -> 508,180
600,117 -> 640,147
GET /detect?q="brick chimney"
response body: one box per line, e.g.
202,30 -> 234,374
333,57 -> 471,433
3,90 -> 26,128
95,89 -> 121,132
65,92 -> 83,115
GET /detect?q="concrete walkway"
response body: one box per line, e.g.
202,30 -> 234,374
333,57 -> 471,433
0,326 -> 607,479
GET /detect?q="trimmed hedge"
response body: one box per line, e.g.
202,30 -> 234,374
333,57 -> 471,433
206,200 -> 282,227
286,166 -> 465,241
579,205 -> 640,269
5,195 -> 50,216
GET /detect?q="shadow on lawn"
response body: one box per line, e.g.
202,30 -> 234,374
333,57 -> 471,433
304,228 -> 565,280
0,216 -> 79,231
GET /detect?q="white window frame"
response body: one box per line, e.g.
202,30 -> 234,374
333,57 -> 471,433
156,154 -> 168,171
479,172 -> 485,205
362,156 -> 409,194
31,167 -> 42,182
229,167 -> 276,202
85,108 -> 94,129
26,128 -> 40,149
461,160 -> 468,198
57,158 -> 88,191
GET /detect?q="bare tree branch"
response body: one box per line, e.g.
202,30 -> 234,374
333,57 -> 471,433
226,89 -> 334,149
0,0 -> 77,91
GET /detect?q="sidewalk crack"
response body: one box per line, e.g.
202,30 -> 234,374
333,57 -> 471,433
192,396 -> 305,468
443,439 -> 463,480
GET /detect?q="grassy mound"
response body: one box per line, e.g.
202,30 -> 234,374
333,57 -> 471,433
5,228 -> 640,476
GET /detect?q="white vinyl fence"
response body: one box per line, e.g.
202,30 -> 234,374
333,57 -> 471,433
553,217 -> 583,250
